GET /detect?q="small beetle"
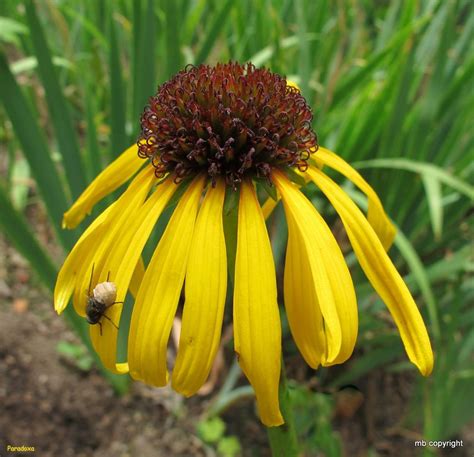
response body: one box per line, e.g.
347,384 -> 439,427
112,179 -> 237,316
85,266 -> 122,335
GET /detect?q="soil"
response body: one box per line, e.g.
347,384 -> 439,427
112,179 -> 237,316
0,221 -> 472,457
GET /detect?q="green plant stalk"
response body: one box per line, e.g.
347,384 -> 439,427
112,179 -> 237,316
267,359 -> 299,457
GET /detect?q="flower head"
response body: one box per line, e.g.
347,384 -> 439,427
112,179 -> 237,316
138,62 -> 316,187
55,62 -> 433,427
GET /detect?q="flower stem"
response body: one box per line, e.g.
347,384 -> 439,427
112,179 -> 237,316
267,359 -> 299,456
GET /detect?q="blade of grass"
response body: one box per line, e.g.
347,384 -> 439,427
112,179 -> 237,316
25,0 -> 87,200
132,0 -> 157,121
422,174 -> 444,240
164,0 -> 181,77
194,0 -> 234,64
109,11 -> 128,158
353,158 -> 474,199
0,52 -> 75,248
295,0 -> 310,97
0,184 -> 58,287
332,14 -> 431,106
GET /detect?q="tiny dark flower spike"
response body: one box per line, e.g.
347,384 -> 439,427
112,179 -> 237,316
138,62 -> 318,189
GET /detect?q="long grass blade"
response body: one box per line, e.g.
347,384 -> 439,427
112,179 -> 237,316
0,53 -> 75,248
109,11 -> 128,158
353,158 -> 474,199
25,0 -> 87,199
194,0 -> 234,64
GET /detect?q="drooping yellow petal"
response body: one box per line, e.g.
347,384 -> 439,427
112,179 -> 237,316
283,213 -> 326,368
273,170 -> 358,366
63,144 -> 144,229
89,178 -> 177,374
75,168 -> 155,374
234,180 -> 283,427
172,180 -> 227,396
315,147 -> 396,250
261,197 -> 279,220
128,175 -> 205,386
54,203 -> 115,315
306,167 -> 434,376
72,167 -> 155,319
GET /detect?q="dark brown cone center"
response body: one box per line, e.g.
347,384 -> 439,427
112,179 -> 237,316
138,62 -> 317,188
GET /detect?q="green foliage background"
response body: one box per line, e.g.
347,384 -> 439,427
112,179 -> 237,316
0,0 -> 472,455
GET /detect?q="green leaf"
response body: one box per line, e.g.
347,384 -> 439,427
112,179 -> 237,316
56,341 -> 94,371
256,178 -> 278,202
0,52 -> 75,248
331,345 -> 403,387
0,16 -> 28,45
0,184 -> 58,287
10,55 -> 74,75
164,0 -> 181,77
421,174 -> 444,240
132,0 -> 157,121
217,436 -> 242,457
249,34 -> 317,67
25,0 -> 87,200
197,417 -> 226,444
10,157 -> 31,211
109,13 -> 128,158
353,158 -> 474,199
194,0 -> 235,64
332,14 -> 431,105
284,167 -> 306,188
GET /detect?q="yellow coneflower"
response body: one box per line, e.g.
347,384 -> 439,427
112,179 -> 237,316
54,62 -> 433,427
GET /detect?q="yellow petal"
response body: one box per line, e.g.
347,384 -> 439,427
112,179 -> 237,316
261,197 -> 278,220
63,144 -> 144,229
273,170 -> 358,366
54,203 -> 115,315
72,167 -> 155,319
89,178 -> 177,374
128,175 -> 205,386
306,167 -> 434,376
316,147 -> 396,250
287,80 -> 300,91
77,168 -> 156,374
172,179 -> 227,396
234,180 -> 283,427
283,213 -> 326,368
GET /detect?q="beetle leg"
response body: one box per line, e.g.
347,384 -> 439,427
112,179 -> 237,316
103,314 -> 119,330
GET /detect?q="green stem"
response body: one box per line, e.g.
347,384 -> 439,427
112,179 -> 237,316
267,359 -> 299,457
